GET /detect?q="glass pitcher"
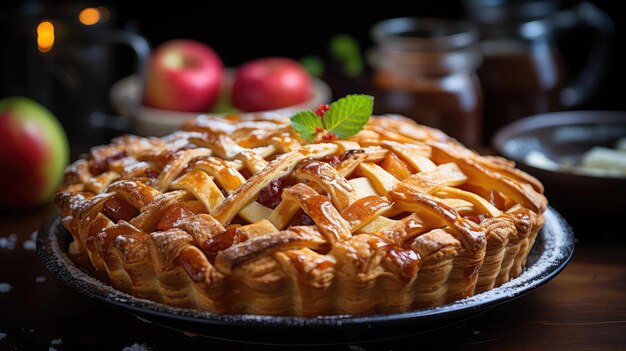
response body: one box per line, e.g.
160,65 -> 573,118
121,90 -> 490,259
465,0 -> 614,143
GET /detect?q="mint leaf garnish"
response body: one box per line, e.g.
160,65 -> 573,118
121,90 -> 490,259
289,94 -> 373,141
290,110 -> 323,142
322,94 -> 373,139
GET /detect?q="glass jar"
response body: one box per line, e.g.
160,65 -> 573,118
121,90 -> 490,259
369,17 -> 483,148
465,0 -> 614,143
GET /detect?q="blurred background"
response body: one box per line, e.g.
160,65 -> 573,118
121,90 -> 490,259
0,0 -> 625,214
1,0 -> 623,143
1,2 -> 625,349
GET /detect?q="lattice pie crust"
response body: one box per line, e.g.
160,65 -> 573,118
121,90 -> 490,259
55,114 -> 546,316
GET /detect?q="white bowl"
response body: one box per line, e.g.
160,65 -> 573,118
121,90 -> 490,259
110,72 -> 332,136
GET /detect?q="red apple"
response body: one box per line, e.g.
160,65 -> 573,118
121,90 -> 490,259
232,57 -> 312,112
0,97 -> 69,208
143,40 -> 223,112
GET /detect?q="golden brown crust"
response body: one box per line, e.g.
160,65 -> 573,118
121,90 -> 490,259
54,113 -> 547,316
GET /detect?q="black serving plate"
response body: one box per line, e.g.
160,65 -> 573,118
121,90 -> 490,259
38,207 -> 574,345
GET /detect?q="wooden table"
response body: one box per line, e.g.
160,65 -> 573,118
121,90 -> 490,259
1,206 -> 625,350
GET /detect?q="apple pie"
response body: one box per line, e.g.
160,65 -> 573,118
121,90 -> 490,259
54,113 -> 546,316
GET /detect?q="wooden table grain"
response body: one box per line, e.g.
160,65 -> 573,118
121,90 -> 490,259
1,206 -> 625,350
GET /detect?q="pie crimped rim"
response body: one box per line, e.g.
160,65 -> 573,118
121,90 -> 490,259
54,113 -> 547,316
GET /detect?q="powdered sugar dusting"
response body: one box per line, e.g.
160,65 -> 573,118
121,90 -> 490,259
0,332 -> 6,340
122,342 -> 151,351
163,131 -> 205,149
237,121 -> 283,130
123,160 -> 149,173
50,338 -> 63,345
67,193 -> 87,210
70,193 -> 113,211
114,235 -> 136,244
424,208 -> 570,308
67,192 -> 113,214
171,216 -> 189,229
63,159 -> 87,176
191,117 -> 236,134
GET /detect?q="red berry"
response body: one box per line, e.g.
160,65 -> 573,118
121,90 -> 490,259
322,133 -> 338,141
315,126 -> 323,133
314,104 -> 331,118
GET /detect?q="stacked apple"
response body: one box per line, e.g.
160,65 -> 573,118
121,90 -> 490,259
143,40 -> 223,112
143,40 -> 312,113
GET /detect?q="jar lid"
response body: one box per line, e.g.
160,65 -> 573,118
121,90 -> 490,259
370,17 -> 482,74
371,17 -> 479,52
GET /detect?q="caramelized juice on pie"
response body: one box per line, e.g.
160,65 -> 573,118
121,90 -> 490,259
54,113 -> 547,316
102,197 -> 139,222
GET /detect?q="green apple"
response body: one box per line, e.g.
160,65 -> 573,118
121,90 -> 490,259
0,97 -> 69,208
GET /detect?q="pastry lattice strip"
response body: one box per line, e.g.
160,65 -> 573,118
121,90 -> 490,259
55,114 -> 546,315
